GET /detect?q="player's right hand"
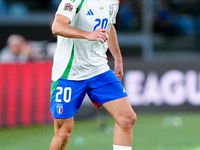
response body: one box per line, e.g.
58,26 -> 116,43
86,29 -> 110,43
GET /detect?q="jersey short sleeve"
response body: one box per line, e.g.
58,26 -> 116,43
56,0 -> 81,22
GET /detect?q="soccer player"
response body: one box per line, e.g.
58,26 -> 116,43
49,0 -> 137,150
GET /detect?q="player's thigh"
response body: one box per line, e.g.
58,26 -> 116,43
54,117 -> 74,137
50,78 -> 88,119
87,70 -> 128,107
102,97 -> 136,125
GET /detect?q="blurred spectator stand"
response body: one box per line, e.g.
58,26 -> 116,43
0,34 -> 48,63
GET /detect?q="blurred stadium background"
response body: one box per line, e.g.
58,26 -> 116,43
0,0 -> 200,149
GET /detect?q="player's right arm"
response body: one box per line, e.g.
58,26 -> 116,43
52,14 -> 109,43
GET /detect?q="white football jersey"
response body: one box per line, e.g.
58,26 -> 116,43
52,0 -> 119,81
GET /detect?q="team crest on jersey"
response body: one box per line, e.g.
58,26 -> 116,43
109,4 -> 114,16
57,104 -> 63,114
109,4 -> 114,9
64,3 -> 74,13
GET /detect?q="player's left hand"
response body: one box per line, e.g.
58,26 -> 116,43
86,29 -> 109,43
114,61 -> 123,81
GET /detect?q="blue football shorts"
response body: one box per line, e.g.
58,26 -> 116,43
50,70 -> 128,119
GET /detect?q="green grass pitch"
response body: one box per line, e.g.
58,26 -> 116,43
0,113 -> 200,150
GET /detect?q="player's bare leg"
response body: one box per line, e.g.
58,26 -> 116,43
103,97 -> 136,149
50,117 -> 74,150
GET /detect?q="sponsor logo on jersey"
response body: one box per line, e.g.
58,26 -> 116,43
64,3 -> 74,13
86,9 -> 94,15
57,104 -> 63,114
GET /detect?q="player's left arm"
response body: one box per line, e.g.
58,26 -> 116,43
107,24 -> 123,81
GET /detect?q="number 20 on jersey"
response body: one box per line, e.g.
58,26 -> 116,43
93,18 -> 108,31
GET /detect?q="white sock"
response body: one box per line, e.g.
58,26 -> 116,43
113,145 -> 132,150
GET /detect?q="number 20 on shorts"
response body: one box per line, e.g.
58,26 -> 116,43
55,87 -> 72,103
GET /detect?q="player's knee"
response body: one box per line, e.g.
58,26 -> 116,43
119,111 -> 137,130
58,130 -> 73,147
130,111 -> 137,126
127,111 -> 137,128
